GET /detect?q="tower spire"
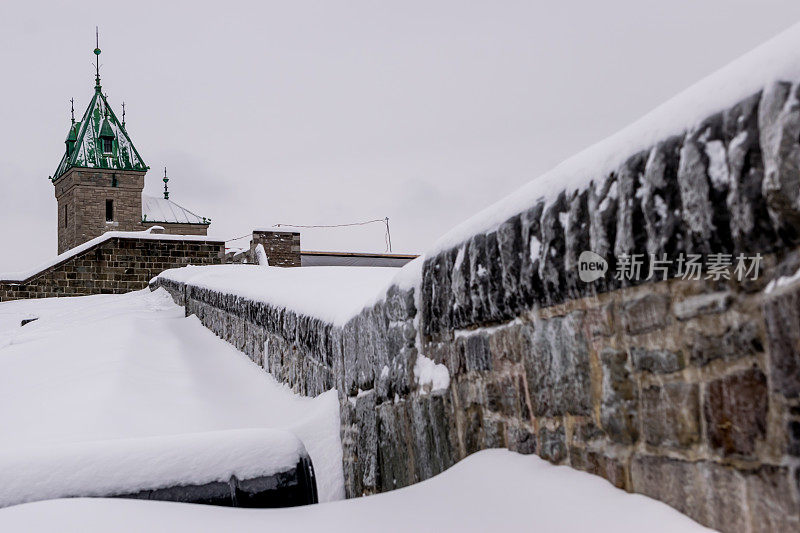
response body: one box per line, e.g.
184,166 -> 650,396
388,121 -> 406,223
121,101 -> 126,128
93,26 -> 102,90
70,98 -> 75,124
163,167 -> 170,200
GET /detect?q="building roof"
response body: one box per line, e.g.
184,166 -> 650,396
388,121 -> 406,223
300,251 -> 418,268
142,194 -> 209,225
53,87 -> 147,180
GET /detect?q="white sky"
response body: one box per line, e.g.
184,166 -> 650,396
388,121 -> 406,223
2,1 -> 800,271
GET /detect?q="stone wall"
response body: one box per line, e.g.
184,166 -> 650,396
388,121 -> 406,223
1,236 -> 224,302
152,82 -> 800,532
54,168 -> 146,253
250,230 -> 301,267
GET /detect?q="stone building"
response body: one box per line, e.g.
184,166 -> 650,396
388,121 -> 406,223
51,50 -> 209,254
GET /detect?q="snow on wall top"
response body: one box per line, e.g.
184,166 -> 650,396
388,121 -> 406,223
142,194 -> 208,225
429,21 -> 800,256
53,88 -> 147,180
156,264 -> 400,326
0,229 -> 223,283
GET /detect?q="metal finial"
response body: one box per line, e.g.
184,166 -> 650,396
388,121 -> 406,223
121,101 -> 126,128
94,26 -> 102,90
70,98 -> 75,124
163,167 -> 169,200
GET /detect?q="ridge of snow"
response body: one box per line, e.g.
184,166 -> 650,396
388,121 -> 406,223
429,21 -> 800,255
0,449 -> 710,533
0,428 -> 305,508
155,265 -> 399,327
0,230 -> 223,282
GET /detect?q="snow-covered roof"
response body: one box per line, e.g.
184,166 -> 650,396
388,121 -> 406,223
142,194 -> 209,225
53,87 -> 147,180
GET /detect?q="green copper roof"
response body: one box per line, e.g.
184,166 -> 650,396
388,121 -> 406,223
65,122 -> 79,142
53,88 -> 147,180
98,117 -> 114,139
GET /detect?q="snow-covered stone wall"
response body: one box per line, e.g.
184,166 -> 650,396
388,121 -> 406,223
152,81 -> 800,532
0,234 -> 224,301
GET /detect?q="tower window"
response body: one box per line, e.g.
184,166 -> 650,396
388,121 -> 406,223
102,138 -> 113,153
64,205 -> 68,227
111,175 -> 118,187
105,199 -> 114,222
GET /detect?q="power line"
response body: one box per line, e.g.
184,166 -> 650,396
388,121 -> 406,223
224,218 -> 394,252
272,219 -> 384,229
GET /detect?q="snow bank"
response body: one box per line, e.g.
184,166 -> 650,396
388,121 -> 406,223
0,449 -> 710,533
155,265 -> 399,326
0,289 -> 344,502
0,428 -> 305,508
0,230 -> 222,282
429,21 -> 800,255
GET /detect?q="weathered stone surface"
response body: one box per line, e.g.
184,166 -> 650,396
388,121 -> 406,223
468,233 -> 492,325
377,401 -> 415,491
584,304 -> 614,338
704,368 -> 768,457
507,423 -> 536,455
621,293 -> 670,335
588,174 -> 618,294
538,425 -> 567,464
354,391 -> 378,494
570,448 -> 627,490
459,332 -> 492,373
497,215 -> 523,316
525,313 -> 592,417
487,322 -> 527,365
518,202 -> 544,307
564,189 -> 591,299
788,420 -> 800,456
631,456 -> 748,532
641,137 -> 684,260
673,291 -> 732,320
600,348 -> 639,444
759,81 -> 800,242
763,286 -> 800,397
745,465 -> 800,533
538,192 -> 568,306
642,382 -> 700,447
677,137 -> 715,254
486,374 -> 527,419
630,347 -> 685,374
613,152 -> 648,266
687,322 -> 763,367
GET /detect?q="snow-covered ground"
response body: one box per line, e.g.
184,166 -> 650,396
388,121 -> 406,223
0,289 -> 344,503
0,449 -> 709,533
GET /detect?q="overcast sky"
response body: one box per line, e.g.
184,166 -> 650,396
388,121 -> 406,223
2,1 -> 800,271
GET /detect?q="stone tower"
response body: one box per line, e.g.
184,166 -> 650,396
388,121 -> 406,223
52,34 -> 211,253
51,41 -> 149,254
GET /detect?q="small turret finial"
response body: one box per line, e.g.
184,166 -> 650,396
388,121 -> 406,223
70,98 -> 75,124
163,167 -> 170,200
94,26 -> 102,90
